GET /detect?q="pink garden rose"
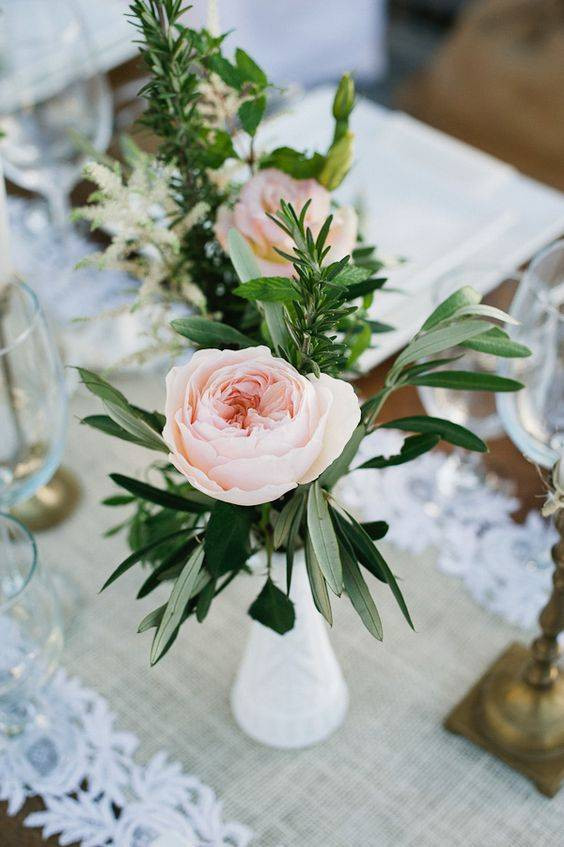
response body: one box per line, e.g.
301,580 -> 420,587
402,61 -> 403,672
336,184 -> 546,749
163,346 -> 360,506
214,168 -> 358,277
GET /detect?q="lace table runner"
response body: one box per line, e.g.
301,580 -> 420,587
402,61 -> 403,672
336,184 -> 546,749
0,671 -> 252,847
341,429 -> 557,631
2,376 -> 563,847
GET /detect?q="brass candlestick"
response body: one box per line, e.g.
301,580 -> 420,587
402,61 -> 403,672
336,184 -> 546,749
445,505 -> 564,797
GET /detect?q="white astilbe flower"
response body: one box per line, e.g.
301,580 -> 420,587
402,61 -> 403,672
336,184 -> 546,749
75,155 -> 208,313
198,72 -> 248,130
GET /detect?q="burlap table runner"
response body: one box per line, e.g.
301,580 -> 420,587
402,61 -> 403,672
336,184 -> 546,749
28,375 -> 564,846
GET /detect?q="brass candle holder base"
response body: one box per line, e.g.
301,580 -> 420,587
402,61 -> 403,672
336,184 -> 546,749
446,506 -> 564,798
11,467 -> 81,532
445,642 -> 564,797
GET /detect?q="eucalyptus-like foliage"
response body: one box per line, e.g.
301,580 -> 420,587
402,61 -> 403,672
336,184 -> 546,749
80,208 -> 530,663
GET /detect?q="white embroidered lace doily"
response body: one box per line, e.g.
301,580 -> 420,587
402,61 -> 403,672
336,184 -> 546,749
340,429 -> 557,631
0,670 -> 253,847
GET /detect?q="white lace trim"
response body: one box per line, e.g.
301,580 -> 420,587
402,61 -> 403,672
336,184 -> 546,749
340,430 -> 557,631
0,671 -> 253,847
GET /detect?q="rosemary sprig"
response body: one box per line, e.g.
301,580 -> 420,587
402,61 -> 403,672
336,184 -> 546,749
269,200 -> 359,376
126,1 -> 259,324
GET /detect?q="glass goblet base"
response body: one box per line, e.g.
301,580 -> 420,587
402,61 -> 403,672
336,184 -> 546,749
11,466 -> 81,532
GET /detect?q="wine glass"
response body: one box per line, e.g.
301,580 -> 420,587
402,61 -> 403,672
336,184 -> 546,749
0,280 -> 67,510
0,0 -> 113,233
418,266 -> 519,498
0,512 -> 63,736
497,239 -> 564,469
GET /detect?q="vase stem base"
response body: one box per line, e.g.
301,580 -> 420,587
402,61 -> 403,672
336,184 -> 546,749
231,553 -> 349,750
231,669 -> 348,750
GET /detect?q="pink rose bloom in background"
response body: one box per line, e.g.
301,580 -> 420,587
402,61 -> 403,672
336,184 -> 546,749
163,346 -> 360,506
214,168 -> 358,277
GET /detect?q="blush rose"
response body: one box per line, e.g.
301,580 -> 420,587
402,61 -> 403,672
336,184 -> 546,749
163,346 -> 360,506
214,168 -> 358,277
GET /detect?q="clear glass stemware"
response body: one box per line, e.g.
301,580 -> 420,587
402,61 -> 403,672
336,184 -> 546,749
0,0 -> 113,232
497,239 -> 564,470
0,512 -> 63,736
0,279 -> 67,508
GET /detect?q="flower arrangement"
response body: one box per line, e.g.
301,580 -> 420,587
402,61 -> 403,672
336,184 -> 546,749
75,0 -> 382,365
81,197 -> 531,664
78,0 -> 532,670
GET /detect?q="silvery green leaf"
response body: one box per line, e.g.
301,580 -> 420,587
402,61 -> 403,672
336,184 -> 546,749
82,414 -> 154,449
171,316 -> 259,348
286,494 -> 305,594
401,355 -> 464,378
101,529 -> 190,591
338,510 -> 414,628
461,327 -> 531,358
150,546 -> 205,665
137,540 -> 197,599
307,483 -> 343,595
451,304 -> 518,325
421,286 -> 481,331
319,424 -> 366,488
394,320 -> 491,369
305,534 -> 333,625
78,367 -> 130,408
410,371 -> 523,392
228,228 -> 291,353
341,548 -> 383,640
110,473 -> 209,512
138,604 -> 166,633
273,491 -> 306,550
357,433 -> 440,469
379,415 -> 487,452
103,400 -> 168,453
228,228 -> 263,282
262,301 -> 290,354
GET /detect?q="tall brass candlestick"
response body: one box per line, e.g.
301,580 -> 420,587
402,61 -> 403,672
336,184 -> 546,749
446,500 -> 564,797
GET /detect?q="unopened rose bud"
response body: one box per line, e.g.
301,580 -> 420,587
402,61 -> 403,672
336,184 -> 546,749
333,73 -> 355,122
319,130 -> 355,191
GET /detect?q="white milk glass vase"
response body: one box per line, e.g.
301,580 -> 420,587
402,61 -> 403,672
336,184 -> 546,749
231,551 -> 348,749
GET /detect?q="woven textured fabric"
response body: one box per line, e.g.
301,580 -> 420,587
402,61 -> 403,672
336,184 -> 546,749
36,374 -> 564,847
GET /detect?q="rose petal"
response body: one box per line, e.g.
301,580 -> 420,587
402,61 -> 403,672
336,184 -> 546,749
299,373 -> 360,483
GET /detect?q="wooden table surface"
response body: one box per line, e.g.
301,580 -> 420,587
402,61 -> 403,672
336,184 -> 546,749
0,56 -> 554,847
